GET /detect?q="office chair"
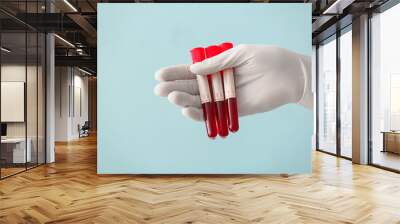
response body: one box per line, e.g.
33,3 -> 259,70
79,121 -> 90,138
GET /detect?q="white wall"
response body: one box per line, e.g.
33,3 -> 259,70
71,73 -> 89,138
1,64 -> 46,164
55,67 -> 89,141
1,65 -> 43,137
55,67 -> 70,141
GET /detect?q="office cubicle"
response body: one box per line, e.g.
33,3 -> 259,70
0,1 -> 46,179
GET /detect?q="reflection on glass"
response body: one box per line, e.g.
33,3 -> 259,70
318,37 -> 337,154
340,29 -> 352,158
1,32 -> 27,177
390,75 -> 400,130
38,33 -> 46,165
27,32 -> 38,169
371,4 -> 400,171
0,1 -> 46,179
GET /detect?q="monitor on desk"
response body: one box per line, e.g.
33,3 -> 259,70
1,123 -> 7,138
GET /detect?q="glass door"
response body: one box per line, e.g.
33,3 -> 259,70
339,27 -> 352,158
370,4 -> 400,171
317,36 -> 337,155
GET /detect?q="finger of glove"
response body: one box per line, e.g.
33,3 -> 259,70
182,107 -> 203,122
168,91 -> 201,108
155,64 -> 196,81
154,79 -> 199,97
190,45 -> 247,76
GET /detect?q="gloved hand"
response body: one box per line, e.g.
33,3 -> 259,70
154,44 -> 313,121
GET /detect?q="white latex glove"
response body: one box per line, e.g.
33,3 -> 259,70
154,44 -> 313,121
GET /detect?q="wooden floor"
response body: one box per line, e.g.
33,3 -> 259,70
1,135 -> 400,224
1,167 -> 26,178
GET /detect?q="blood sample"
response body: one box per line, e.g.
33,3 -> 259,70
219,42 -> 239,132
205,46 -> 229,138
190,47 -> 218,139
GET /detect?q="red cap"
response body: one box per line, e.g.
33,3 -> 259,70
219,42 -> 233,52
205,45 -> 222,58
190,47 -> 205,63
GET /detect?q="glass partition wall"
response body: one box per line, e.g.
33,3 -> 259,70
0,2 -> 46,179
339,27 -> 352,159
370,3 -> 400,171
317,36 -> 337,155
0,31 -> 27,177
316,27 -> 353,159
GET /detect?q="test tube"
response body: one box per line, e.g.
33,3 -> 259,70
190,47 -> 218,139
219,42 -> 239,132
205,46 -> 229,138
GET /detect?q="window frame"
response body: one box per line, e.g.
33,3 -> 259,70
315,24 -> 353,161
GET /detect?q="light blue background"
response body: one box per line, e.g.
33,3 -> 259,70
98,4 -> 312,174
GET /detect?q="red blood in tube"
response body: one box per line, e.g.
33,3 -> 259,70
219,42 -> 239,132
205,46 -> 229,138
201,103 -> 218,138
190,47 -> 218,139
216,100 -> 229,136
227,98 -> 239,132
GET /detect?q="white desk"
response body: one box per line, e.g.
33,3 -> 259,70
1,138 -> 31,163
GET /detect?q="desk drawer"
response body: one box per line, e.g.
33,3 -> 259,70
384,133 -> 400,154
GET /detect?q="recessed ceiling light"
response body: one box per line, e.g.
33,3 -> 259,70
54,34 -> 75,48
323,0 -> 354,15
78,67 -> 93,76
1,47 -> 11,53
63,0 -> 78,12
